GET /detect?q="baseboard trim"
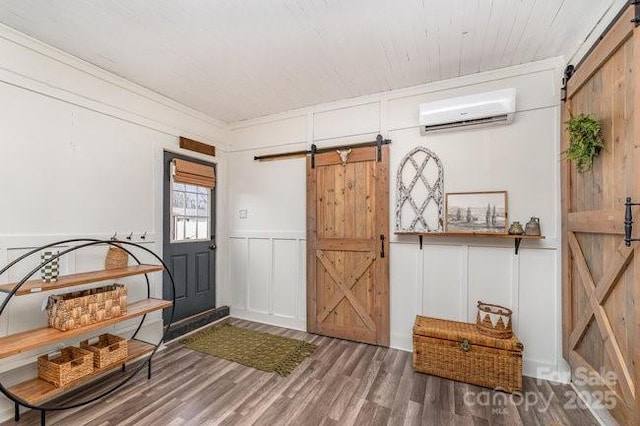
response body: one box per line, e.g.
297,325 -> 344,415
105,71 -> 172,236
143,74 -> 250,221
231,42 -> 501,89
164,306 -> 230,341
230,308 -> 305,331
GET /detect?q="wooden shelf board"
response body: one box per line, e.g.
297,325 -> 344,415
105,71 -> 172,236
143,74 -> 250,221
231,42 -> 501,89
394,232 -> 545,240
0,265 -> 164,296
9,340 -> 154,405
0,298 -> 172,360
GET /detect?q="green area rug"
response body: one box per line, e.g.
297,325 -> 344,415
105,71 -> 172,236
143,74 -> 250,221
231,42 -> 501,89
181,323 -> 317,376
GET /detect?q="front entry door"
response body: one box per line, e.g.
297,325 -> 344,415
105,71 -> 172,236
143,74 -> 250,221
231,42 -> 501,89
307,145 -> 390,346
163,151 -> 216,324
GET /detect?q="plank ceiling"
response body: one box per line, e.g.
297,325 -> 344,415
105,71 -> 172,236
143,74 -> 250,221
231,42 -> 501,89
0,0 -> 619,123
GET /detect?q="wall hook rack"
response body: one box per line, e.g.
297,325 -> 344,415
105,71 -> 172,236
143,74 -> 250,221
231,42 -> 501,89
126,232 -> 133,240
140,232 -> 147,240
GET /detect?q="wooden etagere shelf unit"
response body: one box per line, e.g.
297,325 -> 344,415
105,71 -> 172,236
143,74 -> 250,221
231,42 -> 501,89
0,239 -> 175,426
395,232 -> 545,254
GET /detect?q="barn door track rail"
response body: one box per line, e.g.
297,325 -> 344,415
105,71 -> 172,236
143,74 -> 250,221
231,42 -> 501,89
254,134 -> 391,167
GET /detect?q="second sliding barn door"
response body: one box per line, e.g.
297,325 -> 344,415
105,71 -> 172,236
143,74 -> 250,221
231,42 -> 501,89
562,4 -> 640,424
307,145 -> 389,346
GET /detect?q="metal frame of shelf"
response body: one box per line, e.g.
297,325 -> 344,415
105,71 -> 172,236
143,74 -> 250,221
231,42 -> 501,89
0,239 -> 176,426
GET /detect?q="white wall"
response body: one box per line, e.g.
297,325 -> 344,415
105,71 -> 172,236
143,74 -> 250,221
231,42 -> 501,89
227,57 -> 569,382
0,22 -> 572,424
0,24 -> 231,421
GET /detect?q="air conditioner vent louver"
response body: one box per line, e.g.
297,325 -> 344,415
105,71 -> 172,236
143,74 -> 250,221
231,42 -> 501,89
423,114 -> 510,132
419,89 -> 516,133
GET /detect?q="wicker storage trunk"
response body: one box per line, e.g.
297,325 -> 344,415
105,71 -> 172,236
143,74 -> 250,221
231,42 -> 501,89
413,315 -> 523,393
46,284 -> 127,331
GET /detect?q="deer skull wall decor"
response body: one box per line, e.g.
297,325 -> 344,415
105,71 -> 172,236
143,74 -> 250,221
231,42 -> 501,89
337,148 -> 352,166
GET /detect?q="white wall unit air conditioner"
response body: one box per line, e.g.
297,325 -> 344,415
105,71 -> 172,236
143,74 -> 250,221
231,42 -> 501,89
419,88 -> 516,132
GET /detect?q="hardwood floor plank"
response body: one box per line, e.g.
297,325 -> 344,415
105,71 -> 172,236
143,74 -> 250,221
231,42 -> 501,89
327,377 -> 360,421
0,319 -> 598,426
367,349 -> 406,408
402,400 -> 423,426
386,353 -> 415,425
454,382 -> 489,420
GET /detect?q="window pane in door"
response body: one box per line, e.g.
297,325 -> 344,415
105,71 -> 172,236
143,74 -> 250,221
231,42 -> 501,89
174,217 -> 185,241
185,193 -> 197,216
197,218 -> 208,239
173,192 -> 186,215
197,194 -> 208,216
184,217 -> 197,240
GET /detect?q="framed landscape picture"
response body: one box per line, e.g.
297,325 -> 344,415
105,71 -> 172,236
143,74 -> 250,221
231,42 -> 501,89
445,191 -> 508,234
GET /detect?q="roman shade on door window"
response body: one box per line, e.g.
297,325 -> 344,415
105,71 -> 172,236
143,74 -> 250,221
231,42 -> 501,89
172,158 -> 216,189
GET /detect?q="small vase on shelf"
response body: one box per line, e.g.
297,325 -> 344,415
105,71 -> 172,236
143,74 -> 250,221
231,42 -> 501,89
508,221 -> 525,235
41,251 -> 59,283
525,217 -> 541,236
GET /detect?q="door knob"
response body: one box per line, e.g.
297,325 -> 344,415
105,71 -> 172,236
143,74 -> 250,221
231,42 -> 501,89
209,244 -> 217,250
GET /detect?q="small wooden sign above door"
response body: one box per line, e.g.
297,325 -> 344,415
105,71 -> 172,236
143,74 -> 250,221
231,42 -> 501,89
180,136 -> 216,157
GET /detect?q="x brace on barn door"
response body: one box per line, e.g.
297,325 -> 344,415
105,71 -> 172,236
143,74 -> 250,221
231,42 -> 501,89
254,134 -> 392,167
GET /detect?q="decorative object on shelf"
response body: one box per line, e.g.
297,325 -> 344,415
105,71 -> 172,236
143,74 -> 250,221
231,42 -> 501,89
40,251 -> 59,283
475,301 -> 513,339
564,113 -> 604,173
46,284 -> 127,331
525,217 -> 541,236
80,334 -> 128,368
412,315 -> 523,393
396,146 -> 444,233
445,191 -> 507,234
37,346 -> 94,387
105,243 -> 128,270
508,221 -> 525,235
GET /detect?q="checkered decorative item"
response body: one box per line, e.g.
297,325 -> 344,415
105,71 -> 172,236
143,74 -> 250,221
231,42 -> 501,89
41,251 -> 59,283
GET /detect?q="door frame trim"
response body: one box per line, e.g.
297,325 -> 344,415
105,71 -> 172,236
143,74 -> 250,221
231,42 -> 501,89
162,150 -> 217,325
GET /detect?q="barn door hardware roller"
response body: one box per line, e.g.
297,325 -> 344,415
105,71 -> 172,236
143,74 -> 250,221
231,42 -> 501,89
632,0 -> 640,25
253,134 -> 391,167
624,197 -> 640,246
560,65 -> 574,102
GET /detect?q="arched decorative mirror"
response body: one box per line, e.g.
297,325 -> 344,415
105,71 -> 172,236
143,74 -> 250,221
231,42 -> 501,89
396,146 -> 444,232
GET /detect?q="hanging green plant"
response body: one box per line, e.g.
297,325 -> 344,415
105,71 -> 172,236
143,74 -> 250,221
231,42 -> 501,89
564,113 -> 604,173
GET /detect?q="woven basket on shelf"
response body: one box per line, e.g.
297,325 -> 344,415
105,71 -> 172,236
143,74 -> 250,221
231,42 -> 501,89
475,301 -> 513,339
38,346 -> 94,387
105,245 -> 128,269
80,333 -> 128,368
46,284 -> 127,331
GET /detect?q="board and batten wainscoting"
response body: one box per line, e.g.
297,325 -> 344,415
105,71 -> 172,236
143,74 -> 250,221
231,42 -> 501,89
228,233 -> 559,379
228,57 -> 567,382
230,232 -> 307,331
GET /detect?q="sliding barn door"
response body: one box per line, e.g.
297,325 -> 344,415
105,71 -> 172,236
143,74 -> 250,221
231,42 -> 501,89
307,145 -> 389,346
562,5 -> 639,424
